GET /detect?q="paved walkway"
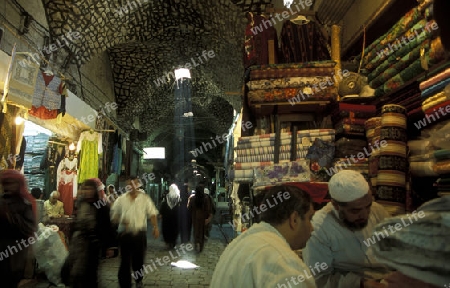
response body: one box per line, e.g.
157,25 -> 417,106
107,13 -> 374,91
21,222 -> 235,288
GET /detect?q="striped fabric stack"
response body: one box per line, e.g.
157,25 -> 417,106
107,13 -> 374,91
420,68 -> 450,122
376,104 -> 408,215
229,129 -> 335,183
365,117 -> 382,192
328,103 -> 377,180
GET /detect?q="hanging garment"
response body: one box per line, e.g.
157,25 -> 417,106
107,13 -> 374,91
57,157 -> 78,215
244,13 -> 278,68
7,52 -> 41,109
280,20 -> 331,63
29,71 -> 63,119
76,131 -> 102,183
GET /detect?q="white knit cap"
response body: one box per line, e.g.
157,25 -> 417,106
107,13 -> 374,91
328,170 -> 369,202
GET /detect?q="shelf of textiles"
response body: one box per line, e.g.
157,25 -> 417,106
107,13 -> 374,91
357,0 -> 448,101
245,61 -> 339,114
228,129 -> 336,185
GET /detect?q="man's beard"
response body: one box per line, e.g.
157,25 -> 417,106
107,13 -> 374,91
339,210 -> 368,231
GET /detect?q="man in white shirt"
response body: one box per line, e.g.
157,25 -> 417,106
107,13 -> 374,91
211,185 -> 317,288
111,176 -> 159,288
44,191 -> 64,218
303,170 -> 392,288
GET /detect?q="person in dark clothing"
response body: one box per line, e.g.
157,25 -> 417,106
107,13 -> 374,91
188,186 -> 213,253
179,182 -> 192,243
204,188 -> 216,239
61,179 -> 115,288
0,170 -> 36,288
160,184 -> 181,249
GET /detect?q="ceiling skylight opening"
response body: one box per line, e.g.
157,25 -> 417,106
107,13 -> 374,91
174,68 -> 191,80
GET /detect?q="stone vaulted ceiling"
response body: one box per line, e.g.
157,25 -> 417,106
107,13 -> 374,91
41,0 -> 272,160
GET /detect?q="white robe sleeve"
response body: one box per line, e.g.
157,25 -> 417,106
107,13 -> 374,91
76,132 -> 84,153
97,132 -> 103,154
302,218 -> 362,288
303,230 -> 362,288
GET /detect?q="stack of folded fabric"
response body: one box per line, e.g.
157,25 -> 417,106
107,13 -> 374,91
434,178 -> 450,197
408,140 -> 438,177
365,117 -> 382,191
376,104 -> 408,215
372,196 -> 450,287
246,61 -> 338,104
360,1 -> 447,97
230,129 -> 335,183
420,68 -> 450,122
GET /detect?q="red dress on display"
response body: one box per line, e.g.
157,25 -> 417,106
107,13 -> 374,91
57,156 -> 78,215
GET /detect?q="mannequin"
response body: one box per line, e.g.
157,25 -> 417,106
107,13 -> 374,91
57,151 -> 78,215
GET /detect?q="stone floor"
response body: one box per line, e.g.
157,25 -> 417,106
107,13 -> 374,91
20,222 -> 236,288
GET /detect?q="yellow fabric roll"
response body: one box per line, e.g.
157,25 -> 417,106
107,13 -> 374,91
377,170 -> 406,187
381,114 -> 407,128
380,141 -> 407,157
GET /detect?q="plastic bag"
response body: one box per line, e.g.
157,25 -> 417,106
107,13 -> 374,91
34,223 -> 68,287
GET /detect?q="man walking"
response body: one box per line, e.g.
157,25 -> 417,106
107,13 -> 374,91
111,176 -> 159,288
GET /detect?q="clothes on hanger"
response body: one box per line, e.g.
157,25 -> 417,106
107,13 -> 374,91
76,130 -> 102,183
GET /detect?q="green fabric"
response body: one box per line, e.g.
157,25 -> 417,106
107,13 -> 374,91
368,20 -> 436,81
364,7 -> 424,65
434,150 -> 450,160
371,40 -> 428,89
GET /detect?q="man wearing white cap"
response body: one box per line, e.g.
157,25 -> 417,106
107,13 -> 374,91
303,170 -> 392,288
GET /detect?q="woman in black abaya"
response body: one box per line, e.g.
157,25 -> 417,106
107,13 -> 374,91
160,184 -> 181,249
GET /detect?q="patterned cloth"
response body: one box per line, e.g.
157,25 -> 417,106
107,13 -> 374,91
279,20 -> 331,63
374,37 -> 447,97
367,19 -> 437,80
247,87 -> 337,103
246,76 -> 331,90
249,66 -> 336,80
362,2 -> 432,68
253,160 -> 310,187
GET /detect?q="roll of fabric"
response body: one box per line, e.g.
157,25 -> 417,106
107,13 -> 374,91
381,114 -> 407,129
434,159 -> 450,174
420,77 -> 450,99
380,141 -> 407,157
380,127 -> 408,142
228,169 -> 254,180
369,155 -> 380,177
375,200 -> 406,215
410,161 -> 438,176
376,185 -> 406,202
377,104 -> 407,204
408,140 -> 434,155
377,170 -> 406,187
247,86 -> 338,103
246,76 -> 329,90
419,68 -> 450,90
378,155 -> 408,172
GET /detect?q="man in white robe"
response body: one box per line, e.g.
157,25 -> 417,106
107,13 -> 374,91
211,185 -> 318,288
303,170 -> 392,288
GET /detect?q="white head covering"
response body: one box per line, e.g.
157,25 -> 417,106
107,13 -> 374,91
328,170 -> 369,202
167,184 -> 181,209
204,188 -> 210,195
